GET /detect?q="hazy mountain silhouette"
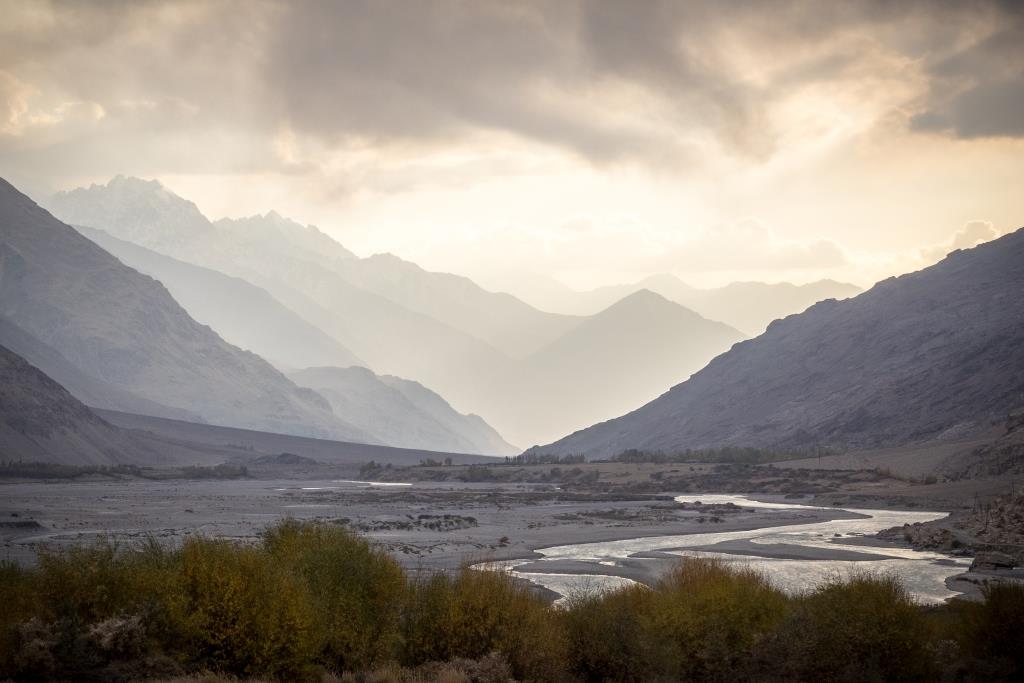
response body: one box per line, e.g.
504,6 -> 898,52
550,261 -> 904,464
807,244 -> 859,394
535,229 -> 1024,458
494,290 -> 745,446
46,177 -> 754,446
0,339 -> 499,467
77,225 -> 363,370
680,278 -> 862,335
289,366 -> 517,455
0,177 -> 373,442
48,177 -> 516,423
543,274 -> 861,335
333,253 -> 581,358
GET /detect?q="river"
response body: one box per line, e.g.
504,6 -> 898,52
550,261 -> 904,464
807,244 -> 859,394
485,494 -> 971,604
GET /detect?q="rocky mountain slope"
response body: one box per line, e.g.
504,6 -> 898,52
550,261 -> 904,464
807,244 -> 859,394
536,229 -> 1024,458
0,177 -> 372,442
289,366 -> 517,455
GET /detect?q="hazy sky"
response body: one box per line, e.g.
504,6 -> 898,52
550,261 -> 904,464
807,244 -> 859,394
2,0 -> 1022,292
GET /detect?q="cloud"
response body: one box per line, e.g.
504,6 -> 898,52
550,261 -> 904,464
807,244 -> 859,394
910,4 -> 1024,139
662,219 -> 849,272
3,0 -> 1022,190
950,220 -> 999,250
919,220 -> 1003,263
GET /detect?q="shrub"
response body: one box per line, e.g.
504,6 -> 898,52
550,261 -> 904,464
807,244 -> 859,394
0,561 -> 36,674
563,582 -> 656,682
763,572 -> 935,682
644,558 -> 789,681
263,520 -> 406,672
950,581 -> 1024,679
8,520 -> 1024,681
162,537 -> 317,678
402,568 -> 567,681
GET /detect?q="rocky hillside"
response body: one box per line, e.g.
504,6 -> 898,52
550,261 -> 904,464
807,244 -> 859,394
943,413 -> 1024,480
0,177 -> 371,442
536,228 -> 1024,458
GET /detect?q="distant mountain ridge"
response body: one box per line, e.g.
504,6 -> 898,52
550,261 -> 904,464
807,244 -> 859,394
530,274 -> 861,335
0,339 -> 501,467
492,289 -> 744,445
535,229 -> 1024,458
77,228 -> 517,454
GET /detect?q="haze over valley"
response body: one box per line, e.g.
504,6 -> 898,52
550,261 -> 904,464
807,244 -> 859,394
43,174 -> 796,447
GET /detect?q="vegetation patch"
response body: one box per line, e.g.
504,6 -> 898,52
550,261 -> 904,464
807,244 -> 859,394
1,523 -> 1023,681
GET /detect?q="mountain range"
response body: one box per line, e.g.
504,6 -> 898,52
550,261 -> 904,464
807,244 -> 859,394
47,177 -> 751,445
0,178 -> 525,455
534,228 -> 1024,458
483,289 -> 744,444
44,176 -> 861,448
6,172 -> 1014,462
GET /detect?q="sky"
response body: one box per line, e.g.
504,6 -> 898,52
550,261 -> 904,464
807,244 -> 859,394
1,0 -> 1022,294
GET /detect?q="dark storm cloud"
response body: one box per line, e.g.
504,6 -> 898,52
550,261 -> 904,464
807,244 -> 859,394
262,0 -> 701,163
1,0 -> 1023,186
